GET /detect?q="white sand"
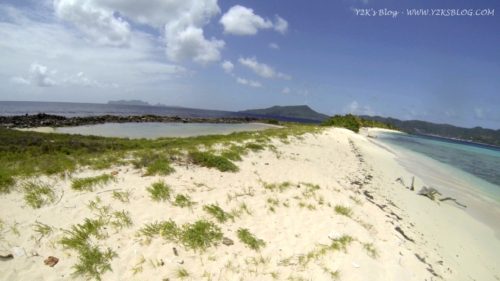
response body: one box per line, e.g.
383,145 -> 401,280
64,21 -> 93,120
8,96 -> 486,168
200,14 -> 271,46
1,128 -> 499,280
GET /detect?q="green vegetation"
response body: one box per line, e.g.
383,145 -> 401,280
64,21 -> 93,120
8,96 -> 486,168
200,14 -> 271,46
363,242 -> 379,258
173,194 -> 195,208
0,123 -> 317,183
60,218 -> 116,280
245,142 -> 265,151
237,228 -> 266,250
180,220 -> 223,251
322,114 -> 395,133
110,210 -> 133,230
0,168 -> 15,194
334,205 -> 353,217
263,181 -> 292,192
295,235 -> 353,267
22,180 -> 56,208
146,181 -> 171,201
203,204 -> 233,223
176,267 -> 190,279
188,151 -> 239,172
71,174 -> 114,192
32,221 -> 53,241
132,151 -> 175,176
111,190 -> 130,203
139,219 -> 222,252
72,245 -> 117,281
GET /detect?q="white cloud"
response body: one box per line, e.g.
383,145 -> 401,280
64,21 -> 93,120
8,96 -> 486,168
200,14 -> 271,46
238,57 -> 291,80
274,16 -> 288,34
10,76 -> 31,85
221,60 -> 234,73
52,0 -> 224,64
345,100 -> 374,115
282,87 -> 290,94
269,42 -> 279,49
53,0 -> 131,46
29,63 -> 57,87
236,77 -> 262,88
220,5 -> 288,35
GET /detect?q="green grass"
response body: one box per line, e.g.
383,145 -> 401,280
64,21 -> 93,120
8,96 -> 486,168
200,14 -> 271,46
146,181 -> 171,201
173,194 -> 195,208
0,168 -> 15,194
132,151 -> 175,176
0,123 -> 318,182
176,267 -> 190,279
188,151 -> 239,172
32,221 -> 53,240
60,217 -> 116,280
71,174 -> 114,192
203,204 -> 233,223
263,181 -> 292,192
245,143 -> 265,151
111,190 -> 130,203
363,243 -> 379,258
180,220 -> 223,251
72,245 -> 117,281
296,235 -> 353,267
221,150 -> 243,161
140,219 -> 223,252
21,180 -> 56,208
110,210 -> 133,230
237,228 -> 266,250
334,205 -> 353,217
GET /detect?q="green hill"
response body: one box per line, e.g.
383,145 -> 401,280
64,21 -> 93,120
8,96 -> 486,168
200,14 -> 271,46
240,105 -> 329,121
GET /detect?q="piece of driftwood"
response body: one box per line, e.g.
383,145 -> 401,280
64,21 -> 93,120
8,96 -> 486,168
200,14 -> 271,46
417,186 -> 441,201
410,177 -> 415,191
439,197 -> 467,208
395,226 -> 414,242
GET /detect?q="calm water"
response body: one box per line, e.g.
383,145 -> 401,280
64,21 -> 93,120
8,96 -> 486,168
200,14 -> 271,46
376,132 -> 500,188
52,122 -> 277,139
0,101 -> 319,123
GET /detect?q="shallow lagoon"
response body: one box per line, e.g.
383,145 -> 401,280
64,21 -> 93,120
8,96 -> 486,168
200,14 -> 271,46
40,122 -> 279,139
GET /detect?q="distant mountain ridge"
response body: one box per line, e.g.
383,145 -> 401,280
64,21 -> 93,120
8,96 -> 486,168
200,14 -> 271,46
240,105 -> 329,121
107,100 -> 151,106
361,115 -> 500,147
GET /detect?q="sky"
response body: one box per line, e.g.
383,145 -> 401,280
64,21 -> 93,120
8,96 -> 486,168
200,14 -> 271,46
0,0 -> 499,129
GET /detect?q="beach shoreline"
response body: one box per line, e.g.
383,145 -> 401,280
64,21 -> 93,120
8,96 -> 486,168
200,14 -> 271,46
1,127 -> 498,280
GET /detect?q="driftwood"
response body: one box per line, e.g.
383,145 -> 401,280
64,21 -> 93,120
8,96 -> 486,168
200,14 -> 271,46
410,177 -> 415,191
395,226 -> 414,242
439,197 -> 467,208
417,186 -> 441,201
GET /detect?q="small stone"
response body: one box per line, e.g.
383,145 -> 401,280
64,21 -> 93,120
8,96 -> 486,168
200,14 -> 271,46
111,171 -> 119,176
0,254 -> 14,261
222,237 -> 234,246
352,261 -> 360,268
44,256 -> 59,267
177,259 -> 184,265
172,247 -> 179,256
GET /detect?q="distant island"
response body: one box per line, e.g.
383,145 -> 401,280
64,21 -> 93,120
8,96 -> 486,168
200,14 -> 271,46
362,115 -> 500,147
107,100 -> 151,106
240,105 -> 329,121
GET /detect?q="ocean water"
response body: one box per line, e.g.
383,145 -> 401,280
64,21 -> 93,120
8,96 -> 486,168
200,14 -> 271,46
50,122 -> 277,139
376,132 -> 500,199
0,101 -> 319,123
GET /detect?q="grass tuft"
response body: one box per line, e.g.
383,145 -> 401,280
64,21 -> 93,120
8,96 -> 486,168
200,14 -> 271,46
180,220 -> 223,251
334,205 -> 352,217
264,182 -> 292,192
237,228 -> 266,250
71,174 -> 114,192
173,194 -> 195,208
111,190 -> 130,203
72,245 -> 117,281
146,181 -> 171,201
32,221 -> 53,241
363,242 -> 379,258
22,180 -> 56,208
203,204 -> 233,223
132,151 -> 175,176
0,168 -> 15,194
176,267 -> 190,279
188,151 -> 239,172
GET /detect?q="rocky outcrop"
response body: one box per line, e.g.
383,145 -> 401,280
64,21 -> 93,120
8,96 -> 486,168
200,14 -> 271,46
0,113 -> 260,128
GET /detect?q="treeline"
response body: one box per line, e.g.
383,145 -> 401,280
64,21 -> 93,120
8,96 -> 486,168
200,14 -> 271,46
322,114 -> 396,133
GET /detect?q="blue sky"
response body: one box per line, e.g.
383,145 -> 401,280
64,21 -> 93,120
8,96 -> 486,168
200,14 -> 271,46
0,0 -> 499,128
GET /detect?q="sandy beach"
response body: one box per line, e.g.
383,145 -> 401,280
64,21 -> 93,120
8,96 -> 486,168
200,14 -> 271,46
1,127 -> 499,280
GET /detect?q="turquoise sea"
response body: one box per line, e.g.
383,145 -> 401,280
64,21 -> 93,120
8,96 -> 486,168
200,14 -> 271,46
376,132 -> 500,201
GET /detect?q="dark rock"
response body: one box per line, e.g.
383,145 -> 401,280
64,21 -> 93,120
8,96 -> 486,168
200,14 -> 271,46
222,237 -> 234,246
44,256 -> 59,267
0,254 -> 14,261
